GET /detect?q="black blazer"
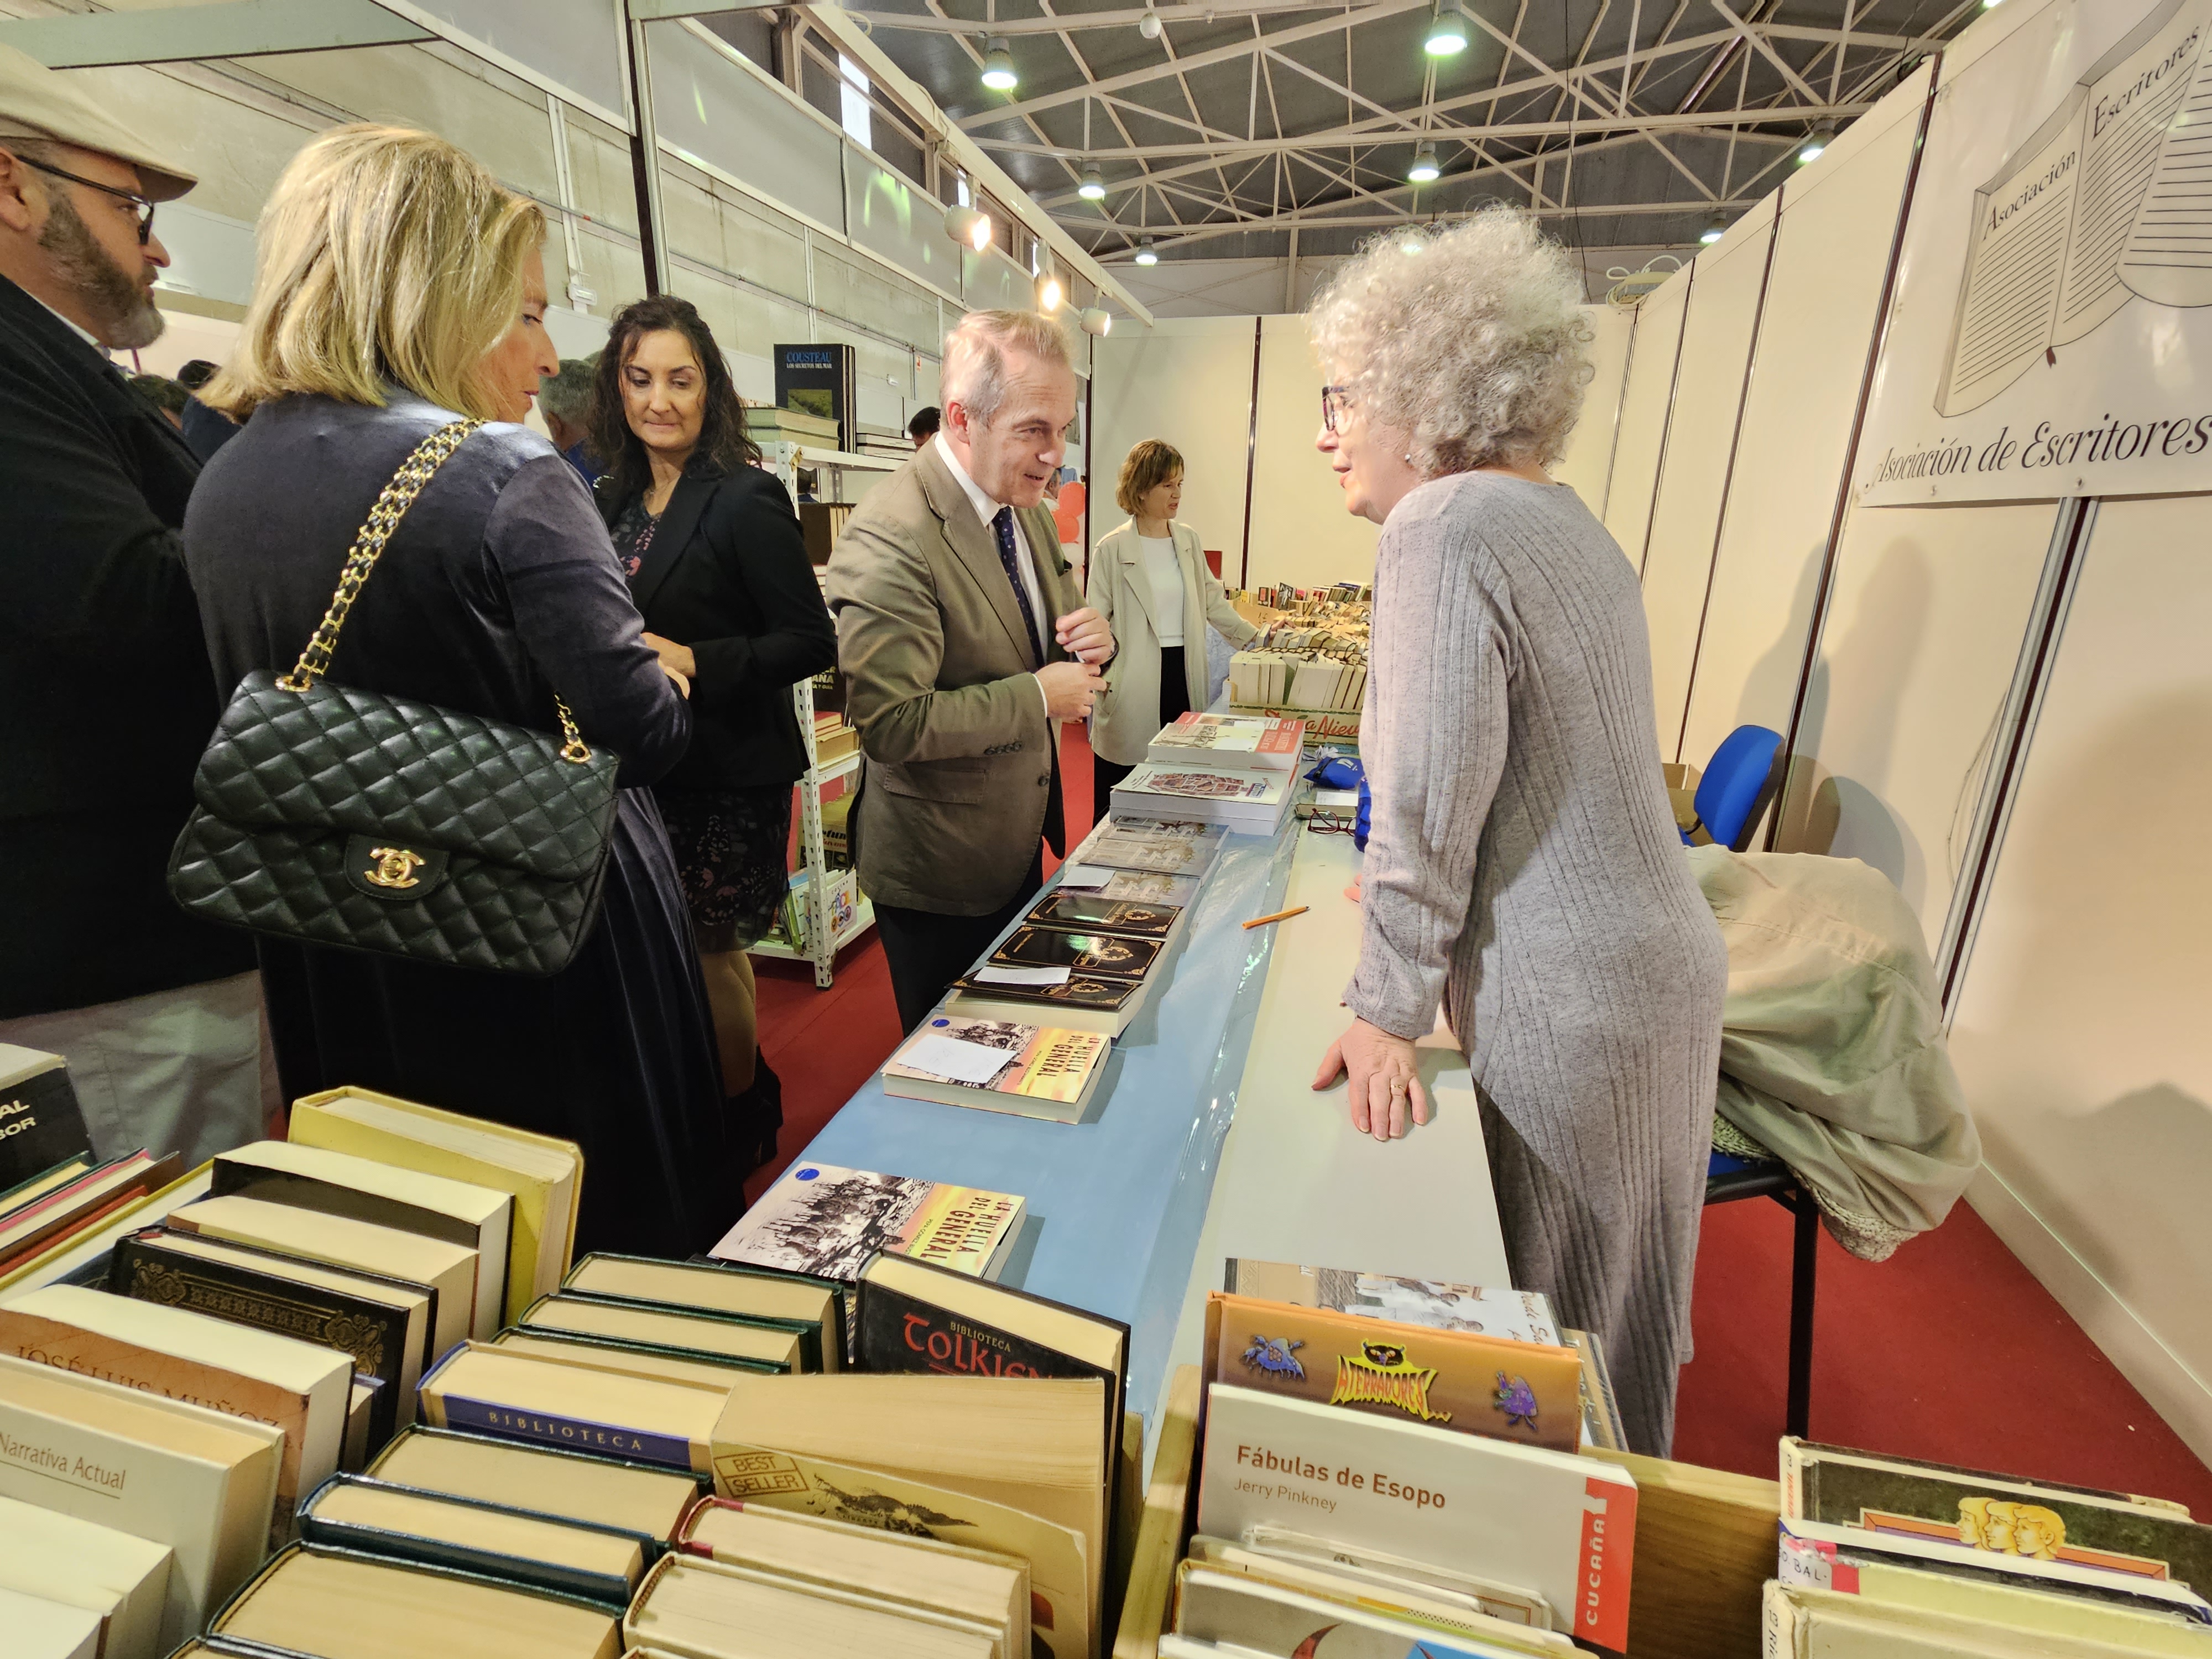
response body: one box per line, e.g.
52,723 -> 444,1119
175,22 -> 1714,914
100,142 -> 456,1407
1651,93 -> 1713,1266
599,465 -> 837,792
0,274 -> 255,1016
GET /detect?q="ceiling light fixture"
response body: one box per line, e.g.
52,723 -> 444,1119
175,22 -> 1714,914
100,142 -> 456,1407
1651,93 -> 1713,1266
1134,236 -> 1159,265
1139,7 -> 1163,38
1080,307 -> 1113,336
1699,212 -> 1726,245
1423,3 -> 1468,56
1797,119 -> 1835,165
1407,142 -> 1440,183
981,39 -> 1018,92
1036,269 -> 1065,311
1078,166 -> 1107,201
944,204 -> 992,251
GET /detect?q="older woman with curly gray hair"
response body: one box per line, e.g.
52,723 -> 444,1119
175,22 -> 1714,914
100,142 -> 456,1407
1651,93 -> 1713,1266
1306,208 -> 1727,1456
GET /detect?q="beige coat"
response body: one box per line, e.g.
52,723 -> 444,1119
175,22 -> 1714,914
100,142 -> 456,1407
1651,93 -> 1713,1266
1085,518 -> 1258,765
825,444 -> 1083,915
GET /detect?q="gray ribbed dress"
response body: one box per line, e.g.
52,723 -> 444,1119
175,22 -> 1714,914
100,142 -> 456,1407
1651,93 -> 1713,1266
1344,471 -> 1728,1457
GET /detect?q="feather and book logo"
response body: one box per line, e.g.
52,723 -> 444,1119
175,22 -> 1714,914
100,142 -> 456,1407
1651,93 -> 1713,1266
1328,1342 -> 1451,1425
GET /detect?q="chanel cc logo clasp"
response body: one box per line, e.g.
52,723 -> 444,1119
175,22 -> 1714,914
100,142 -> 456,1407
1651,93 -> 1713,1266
365,846 -> 428,889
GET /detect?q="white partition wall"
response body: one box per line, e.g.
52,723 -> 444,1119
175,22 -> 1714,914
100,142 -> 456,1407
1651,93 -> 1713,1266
1637,199 -> 1777,758
1674,64 -> 1933,771
1780,498 -> 2063,924
1088,317 -> 1260,582
1246,315 -> 1380,591
1554,305 -> 1634,514
1599,270 -> 1691,576
1944,492 -> 2212,1463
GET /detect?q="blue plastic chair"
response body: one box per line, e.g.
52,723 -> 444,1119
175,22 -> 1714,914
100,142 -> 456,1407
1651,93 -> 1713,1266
1684,725 -> 1785,852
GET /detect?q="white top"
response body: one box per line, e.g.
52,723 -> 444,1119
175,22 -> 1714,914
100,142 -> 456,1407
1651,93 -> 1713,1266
1139,533 -> 1185,646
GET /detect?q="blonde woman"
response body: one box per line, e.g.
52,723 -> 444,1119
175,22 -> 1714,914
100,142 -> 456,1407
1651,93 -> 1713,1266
1303,208 -> 1728,1457
1086,439 -> 1258,804
185,126 -> 728,1258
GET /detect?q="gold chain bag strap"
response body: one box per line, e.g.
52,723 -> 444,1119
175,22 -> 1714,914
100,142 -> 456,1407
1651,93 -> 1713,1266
168,419 -> 624,976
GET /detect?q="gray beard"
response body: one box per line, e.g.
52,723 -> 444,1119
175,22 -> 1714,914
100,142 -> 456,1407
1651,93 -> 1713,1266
39,187 -> 164,350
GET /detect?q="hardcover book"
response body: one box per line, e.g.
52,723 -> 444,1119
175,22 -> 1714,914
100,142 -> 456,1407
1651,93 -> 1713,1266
1783,1439 -> 2212,1594
709,1164 -> 1025,1282
1762,1578 -> 2208,1659
1185,1532 -> 1555,1636
880,1017 -> 1111,1125
681,1498 -> 1032,1659
0,1584 -> 101,1659
1196,1384 -> 1637,1654
210,1139 -> 513,1340
1224,1259 -> 1562,1347
368,1425 -> 703,1542
987,928 -> 1161,982
946,974 -> 1147,1041
0,1491 -> 173,1659
1203,1291 -> 1584,1453
562,1253 -> 846,1371
0,1046 -> 92,1193
704,1445 -> 1087,1659
494,1328 -> 778,1392
1230,1525 -> 1554,1629
0,1282 -> 352,1539
518,1291 -> 806,1372
772,342 -> 858,452
0,1161 -> 212,1298
1173,1562 -> 1566,1657
167,1193 -> 478,1366
624,1552 -> 997,1659
0,1151 -> 180,1272
288,1086 -> 583,1324
1083,818 -> 1225,875
0,1350 -> 283,1645
418,1342 -> 729,1477
109,1224 -> 431,1452
298,1474 -> 650,1608
1024,891 -> 1182,940
1147,712 -> 1306,771
209,1542 -> 623,1659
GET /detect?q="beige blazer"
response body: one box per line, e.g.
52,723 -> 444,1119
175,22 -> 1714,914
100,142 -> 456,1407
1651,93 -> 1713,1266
1086,518 -> 1258,765
825,443 -> 1083,915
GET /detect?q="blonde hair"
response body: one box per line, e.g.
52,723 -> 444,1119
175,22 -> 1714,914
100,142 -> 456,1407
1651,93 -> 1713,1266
204,124 -> 545,420
941,309 -> 1073,427
1306,205 -> 1592,474
1116,438 -> 1183,517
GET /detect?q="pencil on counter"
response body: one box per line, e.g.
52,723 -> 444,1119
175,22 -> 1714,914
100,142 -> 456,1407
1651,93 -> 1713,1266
1241,905 -> 1310,930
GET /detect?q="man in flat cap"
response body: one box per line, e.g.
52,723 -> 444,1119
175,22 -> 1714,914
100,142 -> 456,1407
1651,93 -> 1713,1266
0,45 -> 266,1166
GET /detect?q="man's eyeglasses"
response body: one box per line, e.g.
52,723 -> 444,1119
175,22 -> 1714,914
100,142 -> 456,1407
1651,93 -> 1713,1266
15,154 -> 156,246
1321,384 -> 1354,434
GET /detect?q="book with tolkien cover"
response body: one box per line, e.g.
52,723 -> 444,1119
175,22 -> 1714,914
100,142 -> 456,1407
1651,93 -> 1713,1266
709,1163 -> 1025,1282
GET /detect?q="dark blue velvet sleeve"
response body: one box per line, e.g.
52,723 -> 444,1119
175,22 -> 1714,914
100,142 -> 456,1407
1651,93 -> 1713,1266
485,452 -> 692,788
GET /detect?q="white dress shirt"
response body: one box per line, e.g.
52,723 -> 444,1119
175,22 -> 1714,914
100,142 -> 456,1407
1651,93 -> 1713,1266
936,432 -> 1054,713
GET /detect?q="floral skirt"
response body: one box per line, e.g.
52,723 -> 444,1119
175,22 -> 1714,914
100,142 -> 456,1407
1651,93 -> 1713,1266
653,783 -> 792,953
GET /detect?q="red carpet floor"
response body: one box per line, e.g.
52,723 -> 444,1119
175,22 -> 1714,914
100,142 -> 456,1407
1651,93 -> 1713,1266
753,728 -> 2212,1507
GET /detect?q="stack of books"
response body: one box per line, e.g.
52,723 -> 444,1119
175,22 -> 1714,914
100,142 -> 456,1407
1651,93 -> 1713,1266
1166,1254 -> 1638,1656
1110,714 -> 1302,836
1766,1438 -> 2212,1652
940,885 -> 1187,1044
811,708 -> 859,768
1078,815 -> 1224,884
1226,586 -> 1371,727
747,403 -> 842,450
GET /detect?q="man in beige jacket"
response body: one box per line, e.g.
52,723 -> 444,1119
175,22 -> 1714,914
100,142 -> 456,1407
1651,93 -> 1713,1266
827,311 -> 1114,1030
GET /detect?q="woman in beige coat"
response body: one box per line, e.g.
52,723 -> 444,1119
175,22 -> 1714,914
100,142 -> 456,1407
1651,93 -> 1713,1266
1086,439 -> 1259,806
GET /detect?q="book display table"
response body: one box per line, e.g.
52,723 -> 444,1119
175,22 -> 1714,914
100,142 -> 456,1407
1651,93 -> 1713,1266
794,810 -> 1510,1454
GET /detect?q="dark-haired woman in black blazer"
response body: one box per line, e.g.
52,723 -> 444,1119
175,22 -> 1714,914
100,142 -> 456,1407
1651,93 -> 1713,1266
591,296 -> 836,1172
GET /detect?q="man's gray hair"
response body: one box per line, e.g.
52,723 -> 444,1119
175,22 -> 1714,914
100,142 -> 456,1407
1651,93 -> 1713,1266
538,354 -> 599,425
940,309 -> 1072,428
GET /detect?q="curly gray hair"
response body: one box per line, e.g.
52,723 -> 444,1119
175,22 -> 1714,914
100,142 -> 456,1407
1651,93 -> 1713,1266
1307,206 -> 1593,474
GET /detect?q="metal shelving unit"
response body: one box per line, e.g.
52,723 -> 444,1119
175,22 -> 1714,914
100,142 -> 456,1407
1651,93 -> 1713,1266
747,441 -> 899,988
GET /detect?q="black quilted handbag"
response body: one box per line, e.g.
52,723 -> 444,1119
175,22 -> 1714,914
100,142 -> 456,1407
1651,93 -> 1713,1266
168,419 -> 620,977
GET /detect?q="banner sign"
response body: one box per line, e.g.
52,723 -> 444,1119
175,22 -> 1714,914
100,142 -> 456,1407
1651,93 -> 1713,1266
1860,0 -> 2212,505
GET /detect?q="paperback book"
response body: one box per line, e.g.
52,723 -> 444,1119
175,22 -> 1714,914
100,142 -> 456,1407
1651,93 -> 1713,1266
1025,891 -> 1182,939
946,974 -> 1147,1041
1055,867 -> 1200,905
1224,1258 -> 1562,1346
1147,712 -> 1307,771
0,1045 -> 91,1191
1112,765 -> 1290,834
1082,818 -> 1225,875
987,927 -> 1161,982
880,1016 -> 1111,1125
709,1163 -> 1025,1282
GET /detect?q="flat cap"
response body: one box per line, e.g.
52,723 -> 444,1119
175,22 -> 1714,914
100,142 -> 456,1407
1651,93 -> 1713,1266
0,44 -> 195,202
